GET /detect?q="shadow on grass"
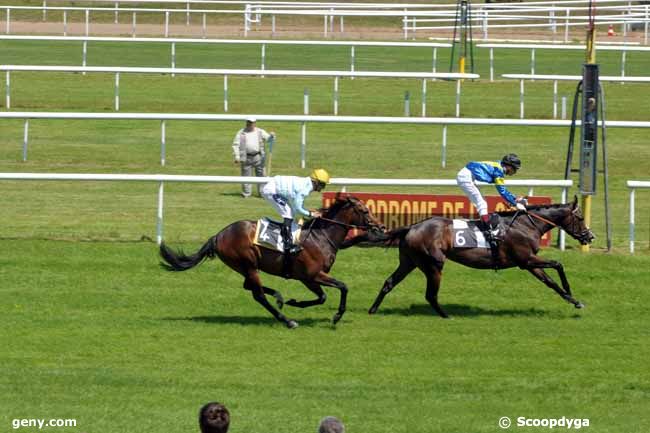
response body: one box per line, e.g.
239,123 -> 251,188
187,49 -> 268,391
377,303 -> 553,318
162,315 -> 331,327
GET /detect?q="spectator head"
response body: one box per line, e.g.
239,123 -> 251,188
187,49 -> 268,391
318,416 -> 345,433
199,402 -> 230,433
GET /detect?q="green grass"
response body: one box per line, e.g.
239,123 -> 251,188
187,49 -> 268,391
1,241 -> 649,433
1,37 -> 650,432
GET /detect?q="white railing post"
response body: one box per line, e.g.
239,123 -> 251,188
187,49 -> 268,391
333,76 -> 339,115
82,41 -> 87,75
301,88 -> 308,169
559,187 -> 568,251
261,43 -> 266,77
271,15 -> 275,36
489,48 -> 494,82
171,42 -> 176,77
160,120 -> 166,166
22,119 -> 28,161
43,0 -> 47,21
645,5 -> 648,45
114,2 -> 119,24
561,96 -> 567,120
520,79 -> 525,119
202,13 -> 206,38
186,1 -> 190,26
564,9 -> 570,43
432,47 -> 437,74
85,9 -> 90,36
530,48 -> 536,78
223,75 -> 228,112
421,79 -> 427,117
63,10 -> 67,36
553,80 -> 558,119
621,50 -> 626,83
132,12 -> 136,38
629,187 -> 635,253
5,71 -> 9,109
441,125 -> 448,168
165,11 -> 169,37
483,9 -> 488,40
5,8 -> 10,35
156,181 -> 164,245
455,80 -> 461,117
115,73 -> 120,111
350,46 -> 355,80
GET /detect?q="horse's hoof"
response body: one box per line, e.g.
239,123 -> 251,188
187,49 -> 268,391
332,313 -> 343,325
368,306 -> 377,315
286,320 -> 299,329
575,302 -> 585,309
273,294 -> 284,309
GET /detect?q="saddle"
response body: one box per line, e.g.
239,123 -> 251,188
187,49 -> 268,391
253,218 -> 302,252
451,217 -> 505,249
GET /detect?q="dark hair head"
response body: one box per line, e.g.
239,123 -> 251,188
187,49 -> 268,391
199,402 -> 230,433
318,416 -> 345,433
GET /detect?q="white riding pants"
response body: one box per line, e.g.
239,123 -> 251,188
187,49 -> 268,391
261,181 -> 293,219
456,167 -> 488,217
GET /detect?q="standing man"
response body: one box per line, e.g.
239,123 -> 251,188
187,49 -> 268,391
232,117 -> 275,197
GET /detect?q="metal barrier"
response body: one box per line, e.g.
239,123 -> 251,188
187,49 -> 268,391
627,180 -> 650,253
0,172 -> 572,247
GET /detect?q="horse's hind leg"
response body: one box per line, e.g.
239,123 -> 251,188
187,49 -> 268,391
243,273 -> 298,328
421,264 -> 449,318
243,284 -> 284,309
368,255 -> 416,314
285,281 -> 327,308
526,263 -> 584,309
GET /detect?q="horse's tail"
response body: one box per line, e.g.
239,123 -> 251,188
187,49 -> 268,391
159,236 -> 218,272
384,226 -> 411,245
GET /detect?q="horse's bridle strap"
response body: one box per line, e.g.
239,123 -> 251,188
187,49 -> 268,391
528,211 -> 558,228
315,216 -> 373,231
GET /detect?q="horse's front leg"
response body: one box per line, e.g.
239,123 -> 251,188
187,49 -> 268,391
525,257 -> 584,309
314,272 -> 348,325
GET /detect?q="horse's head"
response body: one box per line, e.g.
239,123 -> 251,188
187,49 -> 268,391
560,196 -> 595,245
326,194 -> 386,234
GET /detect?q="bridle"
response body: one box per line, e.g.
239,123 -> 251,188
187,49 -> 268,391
316,199 -> 384,232
509,206 -> 592,243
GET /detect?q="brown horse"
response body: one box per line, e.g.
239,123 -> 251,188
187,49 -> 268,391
159,195 -> 385,329
364,197 -> 594,318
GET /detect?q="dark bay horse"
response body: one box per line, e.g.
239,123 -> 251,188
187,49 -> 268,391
365,197 -> 594,318
159,195 -> 385,329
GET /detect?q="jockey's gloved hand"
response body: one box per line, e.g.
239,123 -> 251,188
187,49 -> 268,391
516,196 -> 529,206
515,202 -> 527,212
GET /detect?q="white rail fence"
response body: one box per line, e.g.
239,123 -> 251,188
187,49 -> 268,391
0,172 -> 573,248
0,65 -> 473,116
4,112 -> 650,170
477,43 -> 650,82
4,0 -> 647,40
627,180 -> 650,254
501,73 -> 650,119
0,36 -> 451,78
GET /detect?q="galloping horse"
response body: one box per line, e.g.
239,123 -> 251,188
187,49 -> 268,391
366,197 -> 594,318
159,195 -> 385,328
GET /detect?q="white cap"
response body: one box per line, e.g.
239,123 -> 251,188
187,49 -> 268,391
246,117 -> 257,123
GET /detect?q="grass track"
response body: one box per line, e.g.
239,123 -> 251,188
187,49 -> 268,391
1,34 -> 650,432
1,241 -> 649,432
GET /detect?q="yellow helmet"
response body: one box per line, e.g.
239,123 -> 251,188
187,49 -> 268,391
310,168 -> 331,184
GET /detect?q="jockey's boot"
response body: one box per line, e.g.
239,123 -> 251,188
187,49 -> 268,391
282,218 -> 302,254
479,214 -> 500,268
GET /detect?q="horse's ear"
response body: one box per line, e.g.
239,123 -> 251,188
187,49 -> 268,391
335,192 -> 350,201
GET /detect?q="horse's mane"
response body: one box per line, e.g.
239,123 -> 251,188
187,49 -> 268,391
302,197 -> 351,229
496,202 -> 570,217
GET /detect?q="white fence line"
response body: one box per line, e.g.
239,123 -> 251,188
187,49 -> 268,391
627,180 -> 650,254
0,64 -> 474,115
0,172 -> 573,248
501,73 -> 650,119
3,111 -> 650,170
478,44 -> 650,82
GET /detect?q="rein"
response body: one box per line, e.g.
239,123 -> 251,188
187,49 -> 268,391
507,209 -> 558,235
315,215 -> 376,231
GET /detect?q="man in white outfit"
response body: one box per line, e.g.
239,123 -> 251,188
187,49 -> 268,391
232,117 -> 275,197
